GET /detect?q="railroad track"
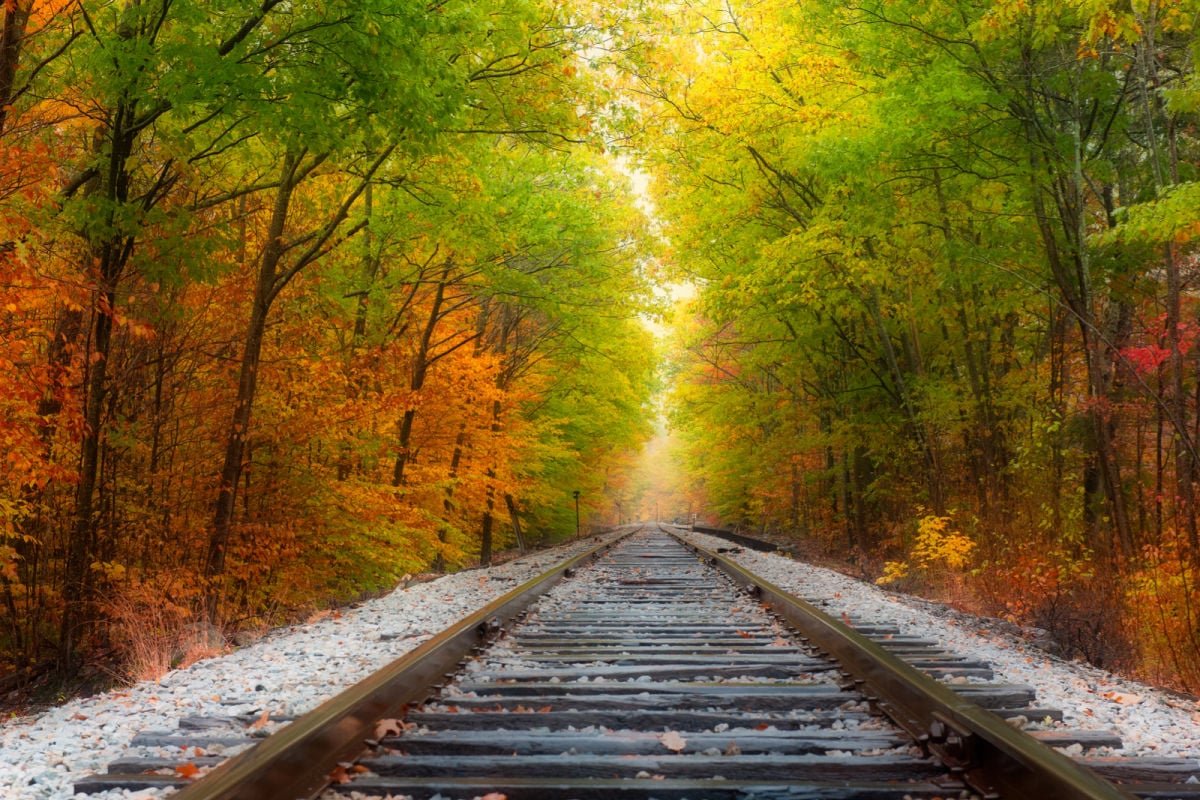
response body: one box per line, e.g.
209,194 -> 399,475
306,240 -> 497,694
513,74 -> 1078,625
78,526 -> 1199,799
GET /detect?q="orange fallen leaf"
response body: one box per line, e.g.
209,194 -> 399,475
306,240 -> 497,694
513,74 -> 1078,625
246,709 -> 271,730
175,763 -> 201,780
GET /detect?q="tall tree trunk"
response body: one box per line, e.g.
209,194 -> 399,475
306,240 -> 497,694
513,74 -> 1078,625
1023,104 -> 1133,557
205,154 -> 300,623
339,184 -> 376,481
478,306 -> 513,566
933,167 -> 1008,517
434,426 -> 467,573
204,146 -> 387,621
0,2 -> 31,135
862,283 -> 944,513
505,493 -> 527,553
392,264 -> 451,488
1132,7 -> 1198,550
60,99 -> 140,671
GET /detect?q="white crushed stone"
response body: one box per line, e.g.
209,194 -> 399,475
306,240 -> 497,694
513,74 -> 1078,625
681,527 -> 1200,761
0,533 -> 618,800
8,524 -> 1200,800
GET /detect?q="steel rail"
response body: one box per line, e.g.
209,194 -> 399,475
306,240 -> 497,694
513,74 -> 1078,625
169,532 -> 630,800
673,532 -> 1141,800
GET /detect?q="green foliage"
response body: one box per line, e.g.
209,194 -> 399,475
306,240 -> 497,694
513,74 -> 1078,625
633,0 -> 1200,689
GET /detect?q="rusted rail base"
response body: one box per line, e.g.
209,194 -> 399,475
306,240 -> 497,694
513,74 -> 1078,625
168,532 -> 631,800
672,531 -> 1141,800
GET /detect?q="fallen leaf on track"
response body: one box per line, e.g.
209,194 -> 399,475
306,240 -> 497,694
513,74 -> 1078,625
374,718 -> 406,739
246,710 -> 271,730
660,730 -> 687,752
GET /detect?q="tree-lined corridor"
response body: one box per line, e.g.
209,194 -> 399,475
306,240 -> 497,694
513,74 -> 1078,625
2,0 -> 1200,699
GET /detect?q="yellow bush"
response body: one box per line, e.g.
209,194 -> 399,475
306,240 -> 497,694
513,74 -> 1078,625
911,514 -> 975,571
877,514 -> 975,587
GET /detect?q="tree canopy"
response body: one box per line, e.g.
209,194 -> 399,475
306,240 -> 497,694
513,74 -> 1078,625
627,0 -> 1200,689
0,0 -> 658,684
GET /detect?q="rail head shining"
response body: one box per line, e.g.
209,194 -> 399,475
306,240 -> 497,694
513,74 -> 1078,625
674,533 -> 1140,800
170,533 -> 629,800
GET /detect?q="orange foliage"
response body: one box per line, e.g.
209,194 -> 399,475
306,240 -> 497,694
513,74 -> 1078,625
1126,535 -> 1200,690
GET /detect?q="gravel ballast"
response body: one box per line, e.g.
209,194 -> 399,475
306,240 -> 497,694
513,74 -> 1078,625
3,524 -> 1199,799
682,528 -> 1200,761
1,534 -> 616,800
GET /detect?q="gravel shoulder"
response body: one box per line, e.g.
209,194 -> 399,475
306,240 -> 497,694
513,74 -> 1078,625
1,533 -> 619,800
5,524 -> 1199,800
681,528 -> 1200,760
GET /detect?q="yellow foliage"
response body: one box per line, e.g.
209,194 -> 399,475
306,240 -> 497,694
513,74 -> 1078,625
876,560 -> 909,585
1125,534 -> 1200,691
912,514 -> 976,571
877,514 -> 975,586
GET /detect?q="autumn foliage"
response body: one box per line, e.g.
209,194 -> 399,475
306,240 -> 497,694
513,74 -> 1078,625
0,1 -> 657,691
632,0 -> 1200,690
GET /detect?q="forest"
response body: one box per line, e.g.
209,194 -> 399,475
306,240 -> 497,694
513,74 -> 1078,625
636,0 -> 1200,692
0,0 -> 658,696
3,0 -> 1200,701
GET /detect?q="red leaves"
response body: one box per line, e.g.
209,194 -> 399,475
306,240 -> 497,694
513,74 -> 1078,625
1122,343 -> 1172,375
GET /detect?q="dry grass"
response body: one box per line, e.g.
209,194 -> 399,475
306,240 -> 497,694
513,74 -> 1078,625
103,586 -> 226,683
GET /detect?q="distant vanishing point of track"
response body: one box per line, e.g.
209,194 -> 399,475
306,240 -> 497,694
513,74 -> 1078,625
81,526 -> 1200,799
